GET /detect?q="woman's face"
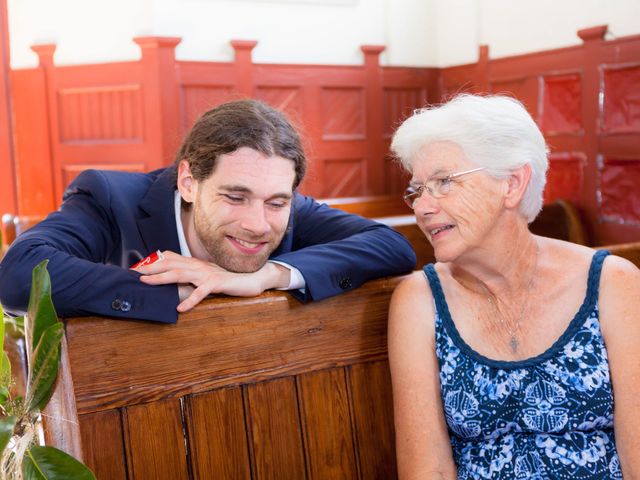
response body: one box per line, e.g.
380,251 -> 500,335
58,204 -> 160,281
410,141 -> 506,262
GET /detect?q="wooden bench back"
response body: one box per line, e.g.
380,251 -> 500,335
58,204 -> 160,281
43,276 -> 403,480
602,241 -> 640,268
320,195 -> 411,218
338,198 -> 590,267
1,214 -> 45,246
1,214 -> 46,259
38,241 -> 640,479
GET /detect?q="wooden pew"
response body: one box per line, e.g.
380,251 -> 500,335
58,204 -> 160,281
1,214 -> 45,258
321,195 -> 411,218
43,276 -> 404,480
601,241 -> 640,268
323,197 -> 589,267
30,241 -> 640,480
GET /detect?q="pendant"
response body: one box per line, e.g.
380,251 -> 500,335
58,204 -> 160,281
509,336 -> 519,353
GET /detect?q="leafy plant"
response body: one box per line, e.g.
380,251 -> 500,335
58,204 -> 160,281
0,260 -> 95,479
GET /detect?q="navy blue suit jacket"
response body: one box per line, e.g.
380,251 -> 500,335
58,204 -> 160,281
0,167 -> 416,323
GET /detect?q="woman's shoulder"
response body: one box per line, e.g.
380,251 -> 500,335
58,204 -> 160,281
393,269 -> 433,301
391,269 -> 436,322
389,269 -> 438,349
599,253 -> 640,302
541,237 -> 638,277
540,236 -> 596,261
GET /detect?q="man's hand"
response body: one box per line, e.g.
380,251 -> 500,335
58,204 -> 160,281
134,251 -> 291,313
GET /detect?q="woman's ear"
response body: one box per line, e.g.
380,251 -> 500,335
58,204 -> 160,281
504,163 -> 532,210
177,160 -> 197,203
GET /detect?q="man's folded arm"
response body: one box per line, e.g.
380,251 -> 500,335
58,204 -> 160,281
272,195 -> 416,302
0,190 -> 179,324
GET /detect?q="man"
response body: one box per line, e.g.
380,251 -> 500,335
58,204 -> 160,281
0,100 -> 415,323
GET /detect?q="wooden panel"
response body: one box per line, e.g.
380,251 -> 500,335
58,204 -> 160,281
62,163 -> 146,191
545,152 -> 585,205
186,387 -> 251,480
57,85 -> 143,142
541,73 -> 582,134
440,63 -> 476,98
349,361 -> 397,480
245,378 -> 306,480
64,277 -> 399,414
490,76 -> 539,118
320,87 -> 365,140
42,336 -> 83,460
320,194 -> 410,218
0,0 -> 16,215
123,398 -> 189,480
601,64 -> 640,133
180,85 -> 235,132
255,86 -> 304,124
79,410 -> 127,480
11,68 -> 56,215
602,241 -> 640,268
322,158 -> 365,197
298,368 -> 358,480
382,87 -> 426,137
599,157 -> 640,224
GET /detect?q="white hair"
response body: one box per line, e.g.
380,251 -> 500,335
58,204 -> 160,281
390,94 -> 549,223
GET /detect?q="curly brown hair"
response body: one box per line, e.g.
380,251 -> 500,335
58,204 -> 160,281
174,99 -> 306,188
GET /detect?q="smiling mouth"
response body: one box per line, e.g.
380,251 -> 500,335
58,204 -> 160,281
227,236 -> 268,253
234,238 -> 262,248
429,225 -> 455,236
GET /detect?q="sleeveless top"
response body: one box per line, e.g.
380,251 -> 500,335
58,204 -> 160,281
424,250 -> 622,479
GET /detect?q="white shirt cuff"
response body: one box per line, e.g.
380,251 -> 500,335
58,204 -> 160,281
268,260 -> 306,291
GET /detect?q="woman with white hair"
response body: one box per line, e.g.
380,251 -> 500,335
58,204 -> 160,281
388,94 -> 639,479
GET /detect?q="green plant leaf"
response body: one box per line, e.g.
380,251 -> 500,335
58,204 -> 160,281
26,323 -> 63,412
0,351 -> 10,408
26,260 -> 58,353
0,309 -> 7,384
0,415 -> 16,453
22,445 -> 96,480
1,350 -> 11,385
1,303 -> 5,345
5,315 -> 25,338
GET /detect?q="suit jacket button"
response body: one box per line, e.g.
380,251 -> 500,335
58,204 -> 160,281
111,299 -> 122,310
121,301 -> 132,312
339,278 -> 352,290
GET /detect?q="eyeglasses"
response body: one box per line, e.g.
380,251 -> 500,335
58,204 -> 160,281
403,167 -> 486,209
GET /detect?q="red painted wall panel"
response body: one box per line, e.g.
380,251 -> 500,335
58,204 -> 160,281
599,158 -> 640,225
601,64 -> 640,134
544,153 -> 585,205
11,68 -> 55,215
0,0 -> 16,215
6,29 -> 640,244
541,74 -> 582,134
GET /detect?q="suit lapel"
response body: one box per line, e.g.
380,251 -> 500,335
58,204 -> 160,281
136,167 -> 181,254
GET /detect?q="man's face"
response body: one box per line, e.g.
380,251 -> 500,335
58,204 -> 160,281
178,147 -> 296,272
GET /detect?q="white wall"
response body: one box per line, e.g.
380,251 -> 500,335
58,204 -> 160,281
7,0 -> 640,69
477,0 -> 640,65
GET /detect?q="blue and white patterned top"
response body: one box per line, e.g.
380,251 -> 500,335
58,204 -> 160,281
424,250 -> 622,479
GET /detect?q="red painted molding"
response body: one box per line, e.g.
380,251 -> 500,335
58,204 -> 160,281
577,25 -> 608,42
0,0 -> 16,214
231,40 -> 257,98
360,45 -> 385,56
134,36 -> 181,169
230,40 -> 258,51
7,27 -> 640,244
30,44 -> 56,67
477,45 -> 490,93
361,45 -> 385,193
133,37 -> 182,49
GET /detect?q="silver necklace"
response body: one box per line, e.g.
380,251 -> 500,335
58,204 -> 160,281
479,242 -> 539,354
